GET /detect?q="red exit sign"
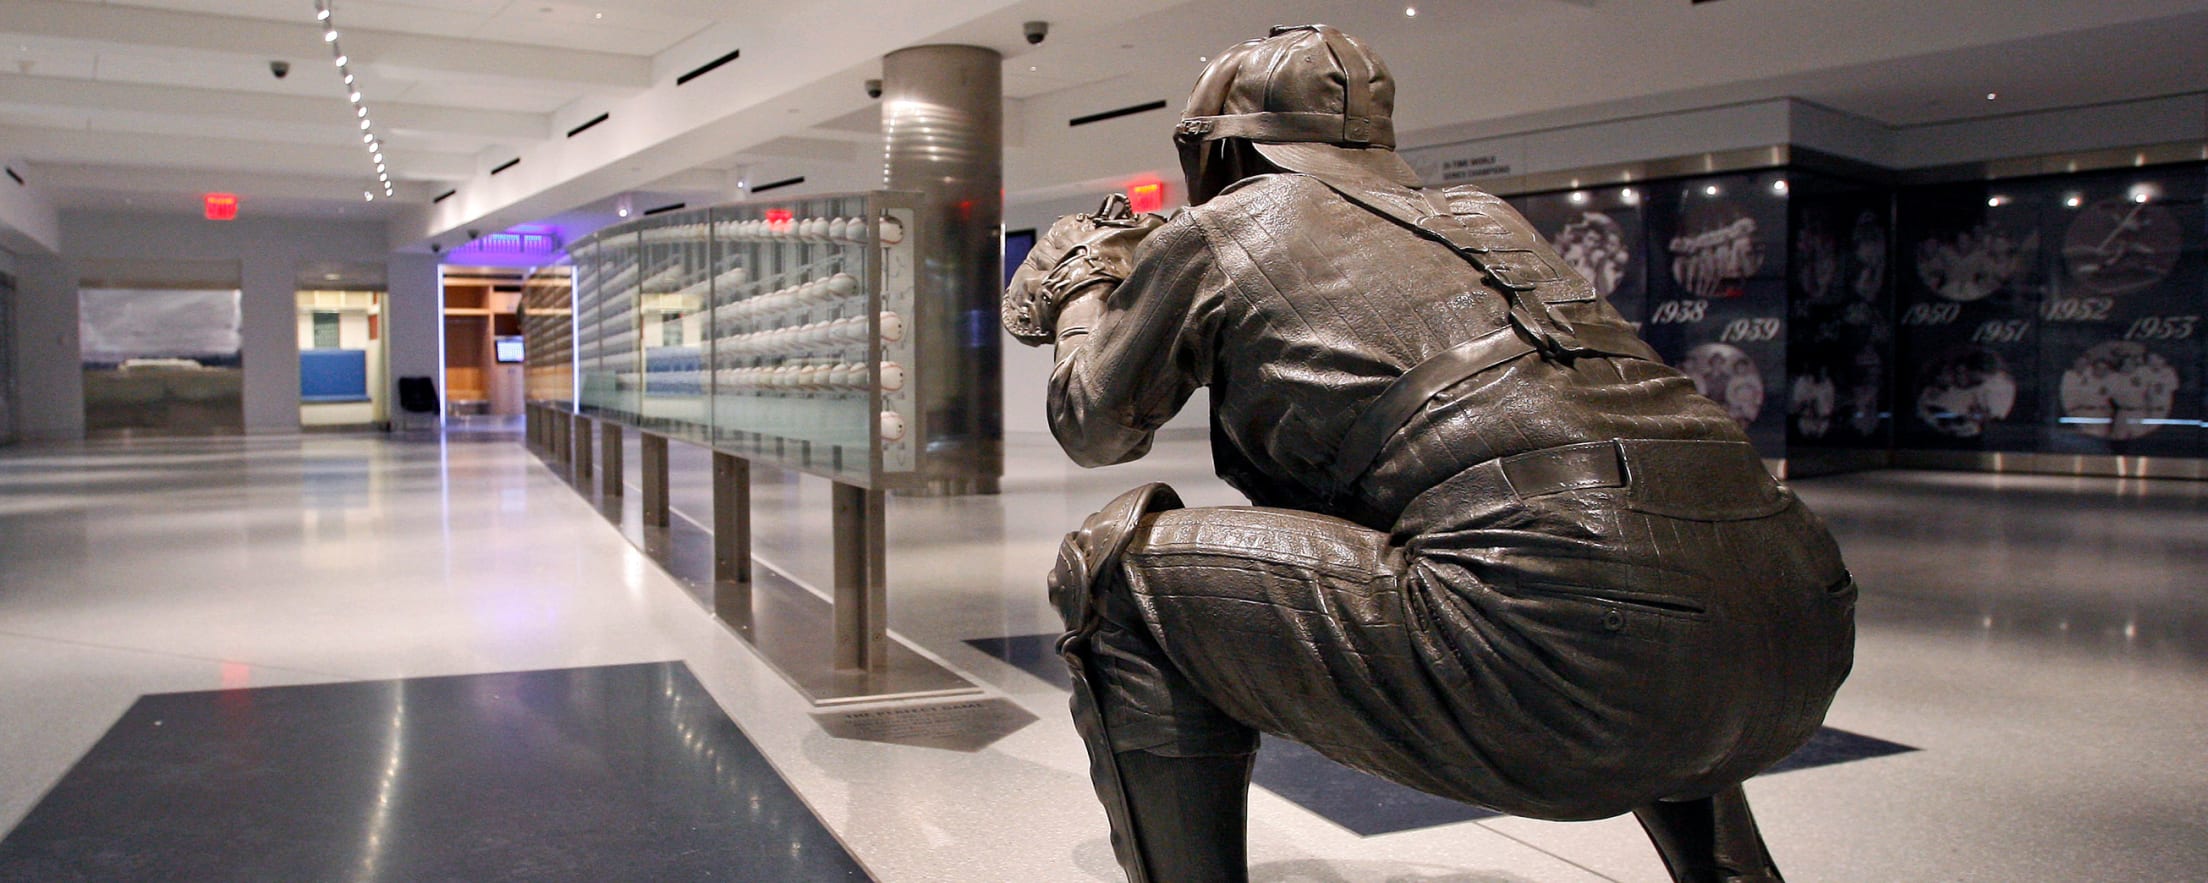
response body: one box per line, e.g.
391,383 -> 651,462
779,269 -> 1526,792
1127,182 -> 1164,214
203,193 -> 239,221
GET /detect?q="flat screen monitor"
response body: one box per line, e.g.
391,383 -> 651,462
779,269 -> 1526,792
494,336 -> 524,364
1004,228 -> 1036,288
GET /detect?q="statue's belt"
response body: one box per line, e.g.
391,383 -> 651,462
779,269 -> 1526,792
1328,320 -> 1652,493
1399,437 -> 1789,530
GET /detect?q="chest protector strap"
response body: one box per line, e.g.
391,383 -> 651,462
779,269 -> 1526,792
1298,173 -> 1659,495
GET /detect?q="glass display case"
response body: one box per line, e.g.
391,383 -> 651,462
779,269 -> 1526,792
556,190 -> 922,489
520,263 -> 573,408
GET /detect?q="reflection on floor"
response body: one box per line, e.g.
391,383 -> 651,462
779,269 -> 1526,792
967,633 -> 1919,836
0,663 -> 866,881
1,431 -> 2204,881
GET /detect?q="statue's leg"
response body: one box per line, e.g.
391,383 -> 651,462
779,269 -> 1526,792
1052,484 -> 1258,883
1631,784 -> 1783,883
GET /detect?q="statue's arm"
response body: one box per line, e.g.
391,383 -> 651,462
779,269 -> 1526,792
1045,219 -> 1226,468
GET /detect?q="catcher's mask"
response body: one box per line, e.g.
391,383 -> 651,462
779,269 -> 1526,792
1175,24 -> 1420,205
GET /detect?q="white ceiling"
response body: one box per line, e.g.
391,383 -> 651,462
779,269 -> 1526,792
0,0 -> 2201,233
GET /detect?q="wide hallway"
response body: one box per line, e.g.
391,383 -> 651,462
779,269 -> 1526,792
2,431 -> 2204,881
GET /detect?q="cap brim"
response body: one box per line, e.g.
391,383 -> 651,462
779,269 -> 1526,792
1252,141 -> 1421,188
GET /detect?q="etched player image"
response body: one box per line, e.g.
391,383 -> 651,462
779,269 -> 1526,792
1915,221 -> 2038,302
2062,197 -> 2181,296
1669,200 -> 1763,298
1847,344 -> 1886,438
1678,342 -> 1765,427
1793,212 -> 1840,303
2059,340 -> 2180,440
1914,346 -> 2017,437
1790,369 -> 1836,439
1851,210 -> 1889,302
1549,211 -> 1630,299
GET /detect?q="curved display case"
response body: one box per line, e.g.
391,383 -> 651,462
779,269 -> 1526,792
526,191 -> 959,693
556,191 -> 921,488
520,262 -> 574,409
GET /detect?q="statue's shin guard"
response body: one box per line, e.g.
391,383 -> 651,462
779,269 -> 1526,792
1060,628 -> 1158,883
1631,784 -> 1783,883
1052,482 -> 1256,882
1060,628 -> 1254,883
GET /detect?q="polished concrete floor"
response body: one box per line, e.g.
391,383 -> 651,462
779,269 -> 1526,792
1,429 -> 2204,881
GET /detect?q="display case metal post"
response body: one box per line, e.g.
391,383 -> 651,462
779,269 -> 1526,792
831,482 -> 887,671
641,432 -> 670,528
600,422 -> 622,499
571,412 -> 593,481
712,451 -> 752,626
543,406 -> 560,465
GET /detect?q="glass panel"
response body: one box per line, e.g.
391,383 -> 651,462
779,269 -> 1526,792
557,191 -> 919,487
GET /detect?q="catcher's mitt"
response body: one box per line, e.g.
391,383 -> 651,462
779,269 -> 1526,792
1003,194 -> 1166,346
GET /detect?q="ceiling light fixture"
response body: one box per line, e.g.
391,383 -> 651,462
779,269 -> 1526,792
317,2 -> 394,203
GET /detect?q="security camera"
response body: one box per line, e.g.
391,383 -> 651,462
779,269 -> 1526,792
466,228 -> 482,240
1023,21 -> 1048,45
269,60 -> 290,79
429,242 -> 443,254
865,78 -> 883,100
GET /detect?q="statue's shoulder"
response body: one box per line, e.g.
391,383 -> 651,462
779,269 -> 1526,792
1180,174 -> 1330,232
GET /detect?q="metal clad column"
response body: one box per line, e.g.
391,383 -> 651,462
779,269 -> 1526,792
883,44 -> 1003,496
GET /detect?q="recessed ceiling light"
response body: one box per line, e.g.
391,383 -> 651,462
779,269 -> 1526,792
1028,65 -> 1037,72
334,55 -> 346,67
1406,6 -> 1417,17
1985,92 -> 1998,100
594,12 -> 604,20
364,191 -> 374,201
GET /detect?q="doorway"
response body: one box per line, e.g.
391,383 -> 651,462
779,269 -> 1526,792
440,267 -> 526,423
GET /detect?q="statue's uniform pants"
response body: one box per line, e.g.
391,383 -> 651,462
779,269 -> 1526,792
1064,438 -> 1857,823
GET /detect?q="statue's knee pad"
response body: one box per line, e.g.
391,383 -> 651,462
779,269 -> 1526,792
1048,482 -> 1183,632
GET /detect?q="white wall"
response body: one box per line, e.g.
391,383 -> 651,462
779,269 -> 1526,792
384,254 -> 442,414
9,251 -> 80,439
6,212 -> 438,439
1892,93 -> 2208,169
0,177 -> 59,256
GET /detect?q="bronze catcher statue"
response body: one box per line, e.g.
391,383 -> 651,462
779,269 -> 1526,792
1004,24 -> 1855,883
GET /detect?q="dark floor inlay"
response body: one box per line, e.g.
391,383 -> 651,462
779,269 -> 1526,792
971,632 -> 1918,836
0,662 -> 870,882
